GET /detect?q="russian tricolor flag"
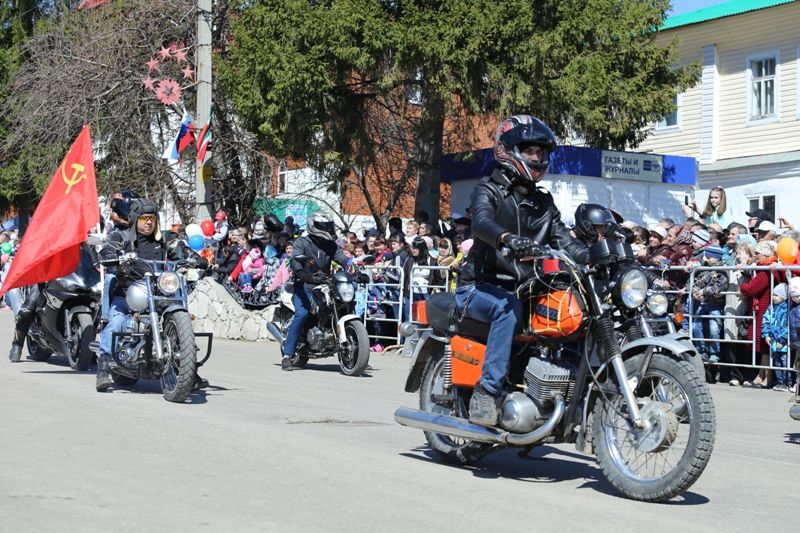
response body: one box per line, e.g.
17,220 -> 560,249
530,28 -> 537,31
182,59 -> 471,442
162,108 -> 195,163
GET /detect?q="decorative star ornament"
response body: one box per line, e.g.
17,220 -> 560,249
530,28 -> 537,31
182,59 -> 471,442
173,48 -> 187,63
155,79 -> 182,106
181,65 -> 195,80
143,77 -> 155,91
158,46 -> 172,60
146,58 -> 159,71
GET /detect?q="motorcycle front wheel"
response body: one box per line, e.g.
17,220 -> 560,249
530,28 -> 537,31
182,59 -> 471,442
67,313 -> 95,371
338,320 -> 370,376
593,353 -> 715,502
160,311 -> 197,403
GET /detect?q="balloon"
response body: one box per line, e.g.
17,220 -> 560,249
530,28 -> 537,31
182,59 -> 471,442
188,234 -> 205,251
0,242 -> 12,255
776,237 -> 799,264
185,223 -> 203,238
200,219 -> 215,237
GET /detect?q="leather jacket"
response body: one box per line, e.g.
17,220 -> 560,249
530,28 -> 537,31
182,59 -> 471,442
290,235 -> 351,286
460,168 -> 589,290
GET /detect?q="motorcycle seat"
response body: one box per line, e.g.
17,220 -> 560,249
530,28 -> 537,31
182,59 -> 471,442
424,292 -> 490,342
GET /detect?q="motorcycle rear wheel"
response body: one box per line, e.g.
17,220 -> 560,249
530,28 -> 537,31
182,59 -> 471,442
593,353 -> 715,502
26,329 -> 52,362
67,313 -> 95,371
339,320 -> 370,376
160,311 -> 197,403
420,351 -> 491,465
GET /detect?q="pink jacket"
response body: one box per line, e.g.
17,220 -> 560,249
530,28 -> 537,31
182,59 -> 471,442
268,262 -> 291,292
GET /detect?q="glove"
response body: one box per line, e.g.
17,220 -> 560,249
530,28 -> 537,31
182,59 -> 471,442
295,270 -> 314,284
311,272 -> 329,285
501,234 -> 533,257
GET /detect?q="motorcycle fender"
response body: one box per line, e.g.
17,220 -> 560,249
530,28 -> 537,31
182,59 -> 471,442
161,304 -> 187,316
336,314 -> 361,343
65,305 -> 93,324
620,332 -> 698,360
404,330 -> 445,393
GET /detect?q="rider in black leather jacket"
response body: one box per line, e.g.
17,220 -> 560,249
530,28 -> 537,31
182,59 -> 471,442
457,115 -> 588,427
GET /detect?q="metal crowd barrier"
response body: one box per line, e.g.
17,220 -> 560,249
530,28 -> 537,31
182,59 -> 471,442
360,265 -> 405,347
653,263 -> 798,374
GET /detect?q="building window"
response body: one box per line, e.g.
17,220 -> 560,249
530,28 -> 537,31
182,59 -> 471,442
277,160 -> 287,194
747,51 -> 779,124
656,93 -> 680,130
748,194 -> 775,221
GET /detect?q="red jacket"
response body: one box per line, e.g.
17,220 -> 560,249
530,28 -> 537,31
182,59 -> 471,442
739,258 -> 786,352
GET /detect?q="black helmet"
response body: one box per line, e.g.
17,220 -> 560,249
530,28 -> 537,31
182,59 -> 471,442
306,212 -> 336,242
110,190 -> 140,226
574,203 -> 617,244
264,213 -> 283,233
494,115 -> 558,185
129,198 -> 159,222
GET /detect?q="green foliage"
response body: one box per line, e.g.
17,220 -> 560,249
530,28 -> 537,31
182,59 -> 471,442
222,0 -> 697,165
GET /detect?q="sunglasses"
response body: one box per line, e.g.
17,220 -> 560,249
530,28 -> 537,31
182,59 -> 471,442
138,214 -> 157,223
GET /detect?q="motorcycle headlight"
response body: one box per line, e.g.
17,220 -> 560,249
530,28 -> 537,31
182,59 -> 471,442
125,281 -> 149,312
616,268 -> 648,309
158,272 -> 181,295
337,282 -> 355,303
646,292 -> 669,316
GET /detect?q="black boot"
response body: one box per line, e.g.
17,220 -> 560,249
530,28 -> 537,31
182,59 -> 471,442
96,355 -> 113,392
468,384 -> 499,427
8,343 -> 22,363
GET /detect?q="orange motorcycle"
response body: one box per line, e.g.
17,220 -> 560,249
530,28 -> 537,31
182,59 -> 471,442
395,241 -> 715,502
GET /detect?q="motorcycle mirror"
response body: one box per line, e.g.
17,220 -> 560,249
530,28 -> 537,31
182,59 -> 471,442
86,233 -> 107,246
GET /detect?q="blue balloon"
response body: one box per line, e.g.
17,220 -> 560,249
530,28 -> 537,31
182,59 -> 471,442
188,234 -> 205,251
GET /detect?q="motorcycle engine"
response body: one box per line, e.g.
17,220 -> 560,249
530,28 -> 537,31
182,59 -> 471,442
306,327 -> 334,352
499,358 -> 575,433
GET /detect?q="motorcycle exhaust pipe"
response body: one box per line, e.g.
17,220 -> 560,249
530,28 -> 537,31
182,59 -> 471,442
394,394 -> 565,446
265,321 -> 285,344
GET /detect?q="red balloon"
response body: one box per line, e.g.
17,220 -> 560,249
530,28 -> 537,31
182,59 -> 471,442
200,219 -> 215,237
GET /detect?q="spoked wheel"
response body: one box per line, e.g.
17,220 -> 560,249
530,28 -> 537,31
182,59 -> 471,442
420,351 -> 491,465
67,313 -> 95,371
339,320 -> 370,376
160,311 -> 197,403
593,353 -> 715,502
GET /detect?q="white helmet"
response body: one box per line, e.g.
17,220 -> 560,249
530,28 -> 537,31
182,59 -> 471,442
306,212 -> 336,242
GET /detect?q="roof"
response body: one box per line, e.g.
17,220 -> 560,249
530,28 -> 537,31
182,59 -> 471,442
661,0 -> 796,30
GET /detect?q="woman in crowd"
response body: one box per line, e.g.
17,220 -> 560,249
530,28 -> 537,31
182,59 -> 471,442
739,240 -> 782,388
435,237 -> 457,291
684,186 -> 734,229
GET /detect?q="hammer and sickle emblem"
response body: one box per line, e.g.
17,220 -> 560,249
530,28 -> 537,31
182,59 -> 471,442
61,162 -> 87,195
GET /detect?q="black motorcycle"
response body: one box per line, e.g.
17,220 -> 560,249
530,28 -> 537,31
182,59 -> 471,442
266,257 -> 371,376
91,235 -> 212,402
24,243 -> 102,370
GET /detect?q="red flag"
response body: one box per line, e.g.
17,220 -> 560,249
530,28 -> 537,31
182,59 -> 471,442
0,125 -> 99,296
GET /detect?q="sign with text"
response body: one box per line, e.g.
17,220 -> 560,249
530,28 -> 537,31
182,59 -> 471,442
601,150 -> 663,182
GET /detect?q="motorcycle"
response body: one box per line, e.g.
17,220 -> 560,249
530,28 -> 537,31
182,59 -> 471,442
24,243 -> 102,370
394,239 -> 716,502
89,235 -> 213,403
266,256 -> 371,376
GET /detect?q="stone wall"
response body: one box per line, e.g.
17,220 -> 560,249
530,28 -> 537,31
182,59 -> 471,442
188,278 -> 277,342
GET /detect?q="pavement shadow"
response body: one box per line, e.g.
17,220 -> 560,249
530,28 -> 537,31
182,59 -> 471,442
401,445 -> 709,505
272,361 -> 374,377
785,433 -> 800,445
106,378 -> 213,404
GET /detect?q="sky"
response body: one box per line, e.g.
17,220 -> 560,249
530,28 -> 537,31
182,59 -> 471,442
669,0 -> 732,16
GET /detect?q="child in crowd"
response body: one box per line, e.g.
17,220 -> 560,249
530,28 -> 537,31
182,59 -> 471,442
255,245 -> 281,297
237,247 -> 264,294
683,245 -> 728,363
789,278 -> 800,394
764,283 -> 792,392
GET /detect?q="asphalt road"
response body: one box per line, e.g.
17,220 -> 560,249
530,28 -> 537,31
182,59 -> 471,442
0,310 -> 797,533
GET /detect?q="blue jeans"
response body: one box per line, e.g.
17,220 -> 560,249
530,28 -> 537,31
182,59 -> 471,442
283,285 -> 314,357
772,351 -> 793,386
100,296 -> 131,357
101,273 -> 117,321
686,301 -> 722,358
454,283 -> 523,396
